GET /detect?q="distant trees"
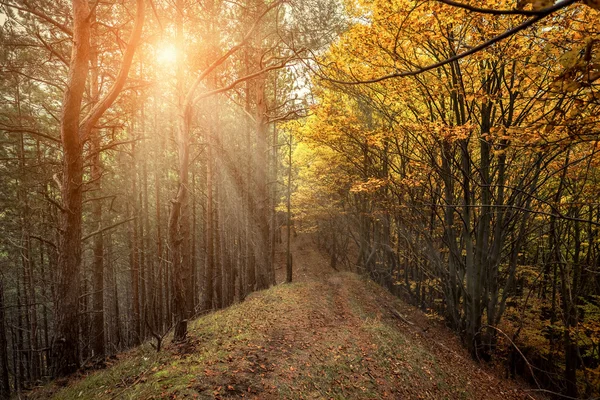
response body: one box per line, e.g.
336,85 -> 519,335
165,0 -> 295,341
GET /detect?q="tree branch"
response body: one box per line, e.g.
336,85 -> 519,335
184,0 -> 284,110
434,0 -> 574,16
195,57 -> 297,101
314,0 -> 578,85
80,0 -> 146,140
0,125 -> 61,144
267,108 -> 309,123
1,0 -> 73,36
33,30 -> 70,67
81,218 -> 135,242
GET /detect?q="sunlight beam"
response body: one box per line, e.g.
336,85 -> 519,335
156,43 -> 178,65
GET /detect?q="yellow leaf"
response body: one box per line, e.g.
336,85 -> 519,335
564,80 -> 582,92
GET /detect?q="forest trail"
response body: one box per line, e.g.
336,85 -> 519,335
273,233 -> 335,283
34,235 -> 538,400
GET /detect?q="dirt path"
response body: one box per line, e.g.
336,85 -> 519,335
43,234 -> 541,400
274,232 -> 336,283
262,234 -> 538,399
192,234 -> 540,400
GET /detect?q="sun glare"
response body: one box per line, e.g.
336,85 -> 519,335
156,43 -> 178,64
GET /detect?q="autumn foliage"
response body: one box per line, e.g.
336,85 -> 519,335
285,0 -> 600,397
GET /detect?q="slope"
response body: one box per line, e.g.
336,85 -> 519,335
32,235 -> 538,399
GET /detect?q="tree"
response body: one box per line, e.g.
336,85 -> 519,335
165,0 -> 293,340
0,279 -> 10,399
53,0 -> 145,376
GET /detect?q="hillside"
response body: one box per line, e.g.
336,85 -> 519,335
31,236 -> 539,400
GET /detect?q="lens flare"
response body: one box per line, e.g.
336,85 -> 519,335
156,43 -> 177,64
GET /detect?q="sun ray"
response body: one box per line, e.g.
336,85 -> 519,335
156,43 -> 178,64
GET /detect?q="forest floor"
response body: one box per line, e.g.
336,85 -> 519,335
31,234 -> 542,399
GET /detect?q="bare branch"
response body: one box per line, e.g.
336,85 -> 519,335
478,325 -> 541,390
195,58 -> 297,101
33,30 -> 70,67
184,0 -> 284,109
0,125 -> 61,144
267,108 -> 309,124
81,218 -> 135,242
80,0 -> 146,140
1,0 -> 73,36
435,0 -> 571,16
30,235 -> 57,249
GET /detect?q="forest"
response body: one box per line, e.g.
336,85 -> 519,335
0,0 -> 600,399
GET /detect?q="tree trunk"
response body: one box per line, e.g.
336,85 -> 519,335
89,20 -> 105,359
155,138 -> 165,332
138,104 -> 147,340
0,280 -> 10,398
244,74 -> 256,297
169,107 -> 192,341
129,131 -> 141,345
269,107 -> 278,283
255,74 -> 271,290
53,0 -> 91,377
286,136 -> 293,283
53,0 -> 144,375
214,164 -> 223,309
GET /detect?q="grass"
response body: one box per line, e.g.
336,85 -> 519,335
30,272 -> 526,400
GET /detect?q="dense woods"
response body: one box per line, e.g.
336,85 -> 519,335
0,0 -> 340,395
1,0 -> 600,399
286,0 -> 600,398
